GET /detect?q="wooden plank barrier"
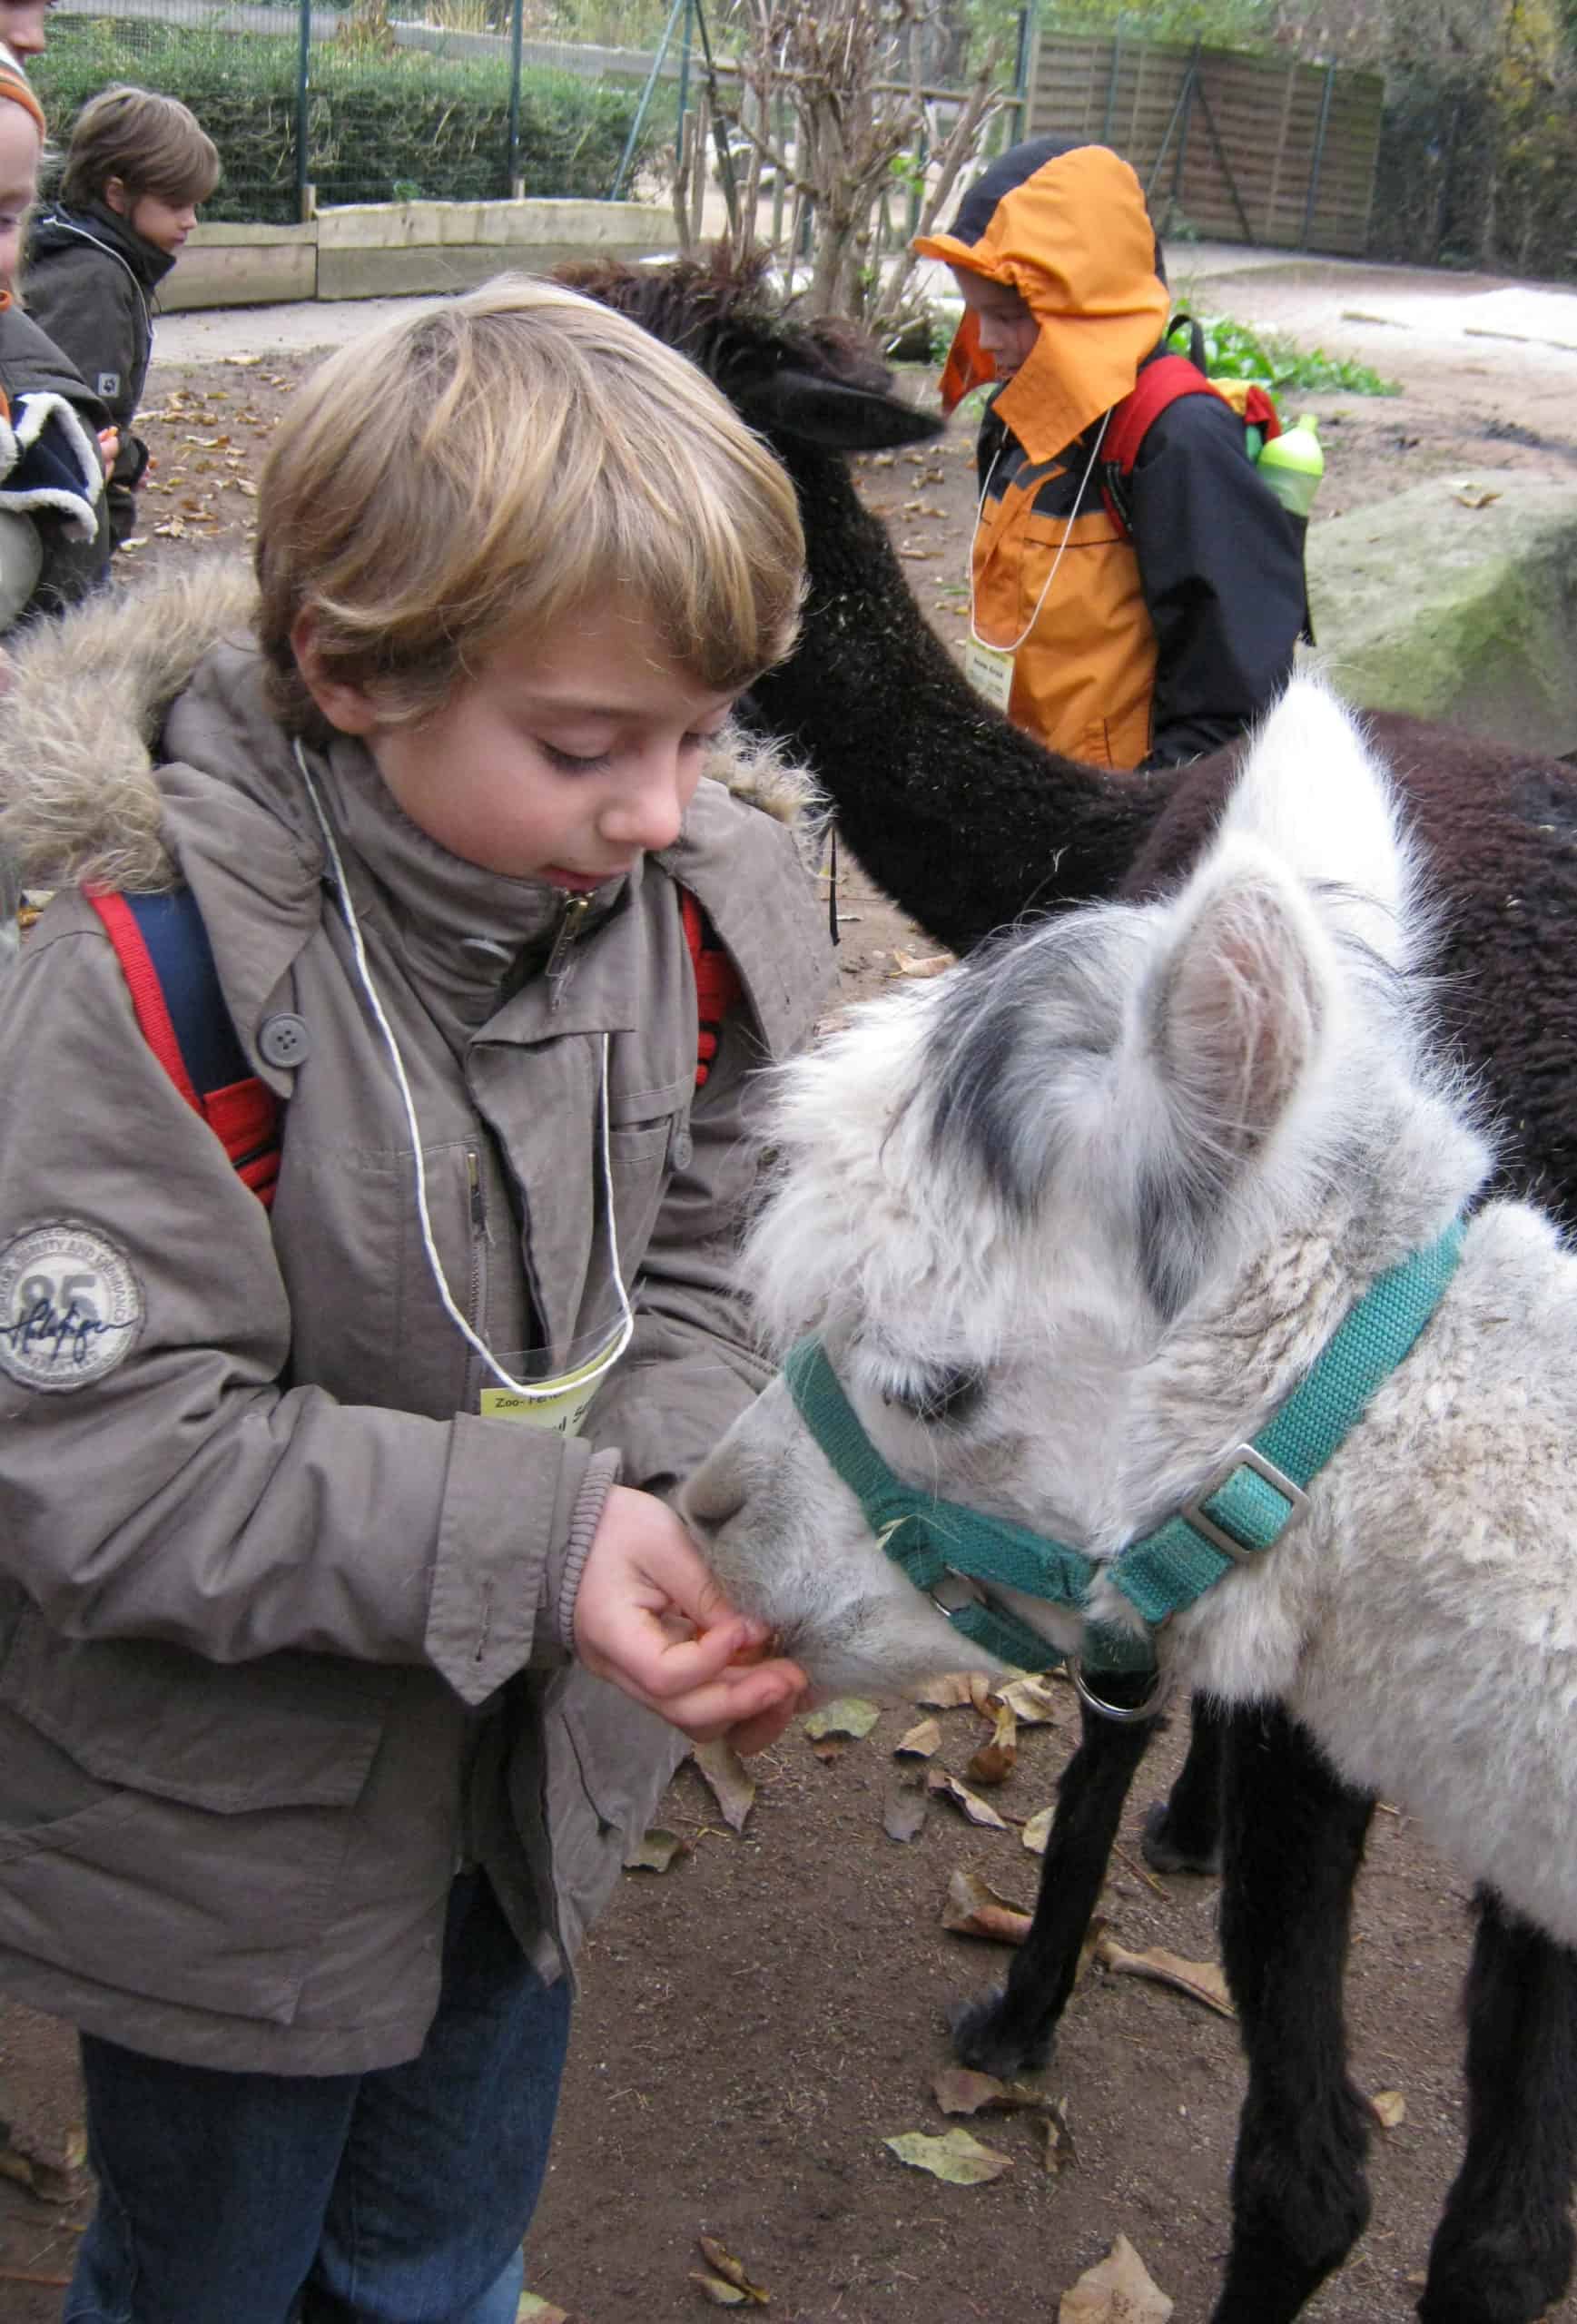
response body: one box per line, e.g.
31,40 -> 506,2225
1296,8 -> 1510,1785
1023,32 -> 1383,255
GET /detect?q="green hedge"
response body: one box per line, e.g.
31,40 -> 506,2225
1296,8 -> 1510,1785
34,21 -> 665,222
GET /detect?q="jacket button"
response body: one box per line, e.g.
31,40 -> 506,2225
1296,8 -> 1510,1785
258,1012 -> 310,1068
669,1126 -> 694,1170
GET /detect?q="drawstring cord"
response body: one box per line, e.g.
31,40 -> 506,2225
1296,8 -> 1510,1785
292,739 -> 635,1402
968,409 -> 1111,657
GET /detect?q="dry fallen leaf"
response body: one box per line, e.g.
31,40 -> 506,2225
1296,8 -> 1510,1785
1094,1930 -> 1235,2019
927,1768 -> 1010,1830
1451,483 -> 1502,508
515,2296 -> 570,2322
892,948 -> 953,977
696,2236 -> 769,2304
996,1673 -> 1066,1722
803,1697 -> 881,1740
1370,2088 -> 1407,2129
882,1781 -> 927,1843
0,2124 -> 86,2202
223,350 -> 263,366
690,2270 -> 750,2306
942,1866 -> 1032,1945
894,1716 -> 941,1758
1021,1804 -> 1056,1856
932,2066 -> 1050,2118
1040,2094 -> 1079,2175
911,1673 -> 978,1708
884,2126 -> 1012,2184
1060,2235 -> 1173,2321
623,1827 -> 691,1874
691,1738 -> 756,1834
967,1702 -> 1018,1786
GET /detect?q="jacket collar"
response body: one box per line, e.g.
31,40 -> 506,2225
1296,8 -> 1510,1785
33,199 -> 175,294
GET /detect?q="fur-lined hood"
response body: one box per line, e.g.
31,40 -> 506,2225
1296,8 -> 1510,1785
0,555 -> 819,895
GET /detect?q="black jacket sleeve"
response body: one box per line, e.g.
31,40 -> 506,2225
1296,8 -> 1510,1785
1129,391 -> 1306,769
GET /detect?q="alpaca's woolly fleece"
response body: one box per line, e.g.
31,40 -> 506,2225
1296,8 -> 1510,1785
683,675 -> 1577,1946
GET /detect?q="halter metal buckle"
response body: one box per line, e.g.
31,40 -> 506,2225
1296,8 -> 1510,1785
1070,1658 -> 1173,1724
1180,1443 -> 1306,1565
927,1568 -> 985,1619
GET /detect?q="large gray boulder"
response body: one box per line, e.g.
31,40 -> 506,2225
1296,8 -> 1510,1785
1308,474 -> 1577,756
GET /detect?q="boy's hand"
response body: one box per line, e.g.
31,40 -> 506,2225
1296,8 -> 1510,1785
96,428 -> 119,476
573,1485 -> 807,1752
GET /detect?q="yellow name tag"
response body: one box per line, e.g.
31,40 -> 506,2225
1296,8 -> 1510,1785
962,638 -> 1015,712
479,1342 -> 619,1437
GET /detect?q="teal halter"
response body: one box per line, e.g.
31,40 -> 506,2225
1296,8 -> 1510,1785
781,1223 -> 1465,1683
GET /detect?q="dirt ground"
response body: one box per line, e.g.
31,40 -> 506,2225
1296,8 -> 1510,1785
4,250 -> 1577,2324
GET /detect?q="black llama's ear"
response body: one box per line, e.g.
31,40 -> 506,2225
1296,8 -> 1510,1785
736,369 -> 944,451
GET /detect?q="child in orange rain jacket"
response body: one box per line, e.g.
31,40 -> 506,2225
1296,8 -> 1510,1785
915,136 -> 1306,773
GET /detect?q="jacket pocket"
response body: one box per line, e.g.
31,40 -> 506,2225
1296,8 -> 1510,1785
0,1618 -> 401,2028
606,1119 -> 677,1280
0,1605 -> 393,1812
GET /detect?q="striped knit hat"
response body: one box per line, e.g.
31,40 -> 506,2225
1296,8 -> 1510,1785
0,56 -> 45,139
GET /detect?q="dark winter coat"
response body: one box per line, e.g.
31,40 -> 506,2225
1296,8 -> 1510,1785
0,294 -> 109,621
25,199 -> 173,547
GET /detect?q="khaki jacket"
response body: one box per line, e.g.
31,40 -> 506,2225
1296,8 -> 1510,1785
0,566 -> 831,2073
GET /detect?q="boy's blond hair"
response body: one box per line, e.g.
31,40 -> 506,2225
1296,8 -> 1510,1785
257,275 -> 805,731
60,86 -> 220,210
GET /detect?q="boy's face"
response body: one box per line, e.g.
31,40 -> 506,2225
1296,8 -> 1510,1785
103,179 -> 198,255
949,266 -> 1040,384
0,99 -> 39,288
297,596 -> 738,891
0,0 -> 51,59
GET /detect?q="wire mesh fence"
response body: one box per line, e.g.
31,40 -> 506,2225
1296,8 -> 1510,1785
34,0 -> 679,222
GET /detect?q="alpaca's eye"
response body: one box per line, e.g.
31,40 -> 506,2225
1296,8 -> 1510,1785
882,1367 -> 982,1426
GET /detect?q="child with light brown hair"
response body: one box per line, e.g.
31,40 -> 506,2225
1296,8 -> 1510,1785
25,82 -> 219,545
0,274 -> 826,2322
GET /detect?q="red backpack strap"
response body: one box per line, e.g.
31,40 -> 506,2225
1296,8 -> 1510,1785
680,887 -> 742,1090
85,887 -> 281,1209
1101,354 -> 1228,536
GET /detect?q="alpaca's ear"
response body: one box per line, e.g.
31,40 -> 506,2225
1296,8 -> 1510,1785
1222,677 -> 1414,967
734,369 -> 944,451
1148,847 -> 1327,1174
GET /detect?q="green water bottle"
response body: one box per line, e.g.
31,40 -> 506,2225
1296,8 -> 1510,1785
1257,412 -> 1324,520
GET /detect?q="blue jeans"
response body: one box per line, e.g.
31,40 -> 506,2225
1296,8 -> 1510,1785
65,1871 -> 571,2324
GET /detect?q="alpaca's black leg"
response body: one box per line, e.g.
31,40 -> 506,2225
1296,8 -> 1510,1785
949,1670 -> 1158,2077
1211,1704 -> 1375,2324
1142,1689 -> 1226,1873
1417,1888 -> 1577,2324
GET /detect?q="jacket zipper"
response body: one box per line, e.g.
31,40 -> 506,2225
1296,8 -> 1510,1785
546,891 -> 594,1004
464,1147 -> 488,1410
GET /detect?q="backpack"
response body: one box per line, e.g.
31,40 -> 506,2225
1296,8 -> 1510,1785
1100,326 -> 1312,644
1099,350 -> 1283,539
85,882 -> 740,1211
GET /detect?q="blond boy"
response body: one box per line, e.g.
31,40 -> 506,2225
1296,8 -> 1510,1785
0,277 -> 825,2321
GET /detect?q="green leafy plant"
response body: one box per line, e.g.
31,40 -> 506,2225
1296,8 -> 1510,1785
1168,310 -> 1399,397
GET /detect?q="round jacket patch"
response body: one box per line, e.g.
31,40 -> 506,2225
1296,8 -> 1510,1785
0,1222 -> 144,1392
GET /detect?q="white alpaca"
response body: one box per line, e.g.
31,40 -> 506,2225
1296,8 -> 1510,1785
685,675 -> 1577,1951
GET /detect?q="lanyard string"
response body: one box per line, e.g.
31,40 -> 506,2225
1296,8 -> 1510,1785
292,739 -> 635,1401
968,409 -> 1111,657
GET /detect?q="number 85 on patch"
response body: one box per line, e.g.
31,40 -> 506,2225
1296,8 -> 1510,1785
0,1222 -> 146,1392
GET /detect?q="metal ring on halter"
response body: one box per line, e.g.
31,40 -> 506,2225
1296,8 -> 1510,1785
1070,1656 -> 1174,1724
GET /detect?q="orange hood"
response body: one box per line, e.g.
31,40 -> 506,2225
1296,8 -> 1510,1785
915,142 -> 1168,463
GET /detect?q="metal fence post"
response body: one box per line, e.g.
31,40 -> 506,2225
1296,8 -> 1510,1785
508,0 -> 525,198
1301,64 -> 1336,251
295,0 -> 311,224
675,0 -> 695,169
